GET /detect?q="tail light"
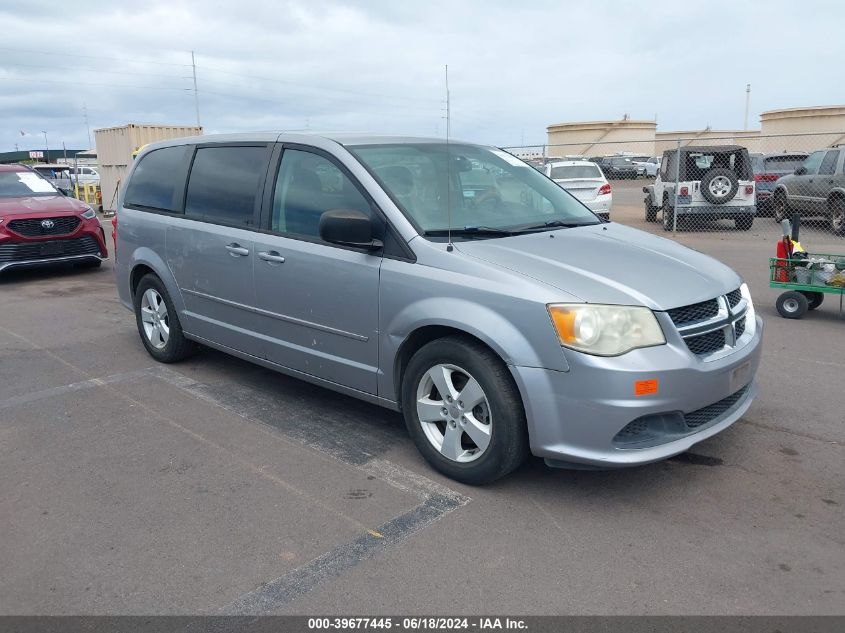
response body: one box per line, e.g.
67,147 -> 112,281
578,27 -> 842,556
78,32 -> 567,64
598,183 -> 611,195
754,173 -> 779,182
680,186 -> 689,196
745,185 -> 754,195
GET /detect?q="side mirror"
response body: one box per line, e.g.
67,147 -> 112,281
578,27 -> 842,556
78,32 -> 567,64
319,209 -> 382,251
794,166 -> 806,176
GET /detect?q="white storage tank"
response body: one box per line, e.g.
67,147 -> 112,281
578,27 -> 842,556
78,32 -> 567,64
95,123 -> 202,212
546,118 -> 656,158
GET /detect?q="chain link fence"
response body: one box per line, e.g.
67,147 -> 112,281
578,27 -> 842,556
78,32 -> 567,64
502,132 -> 845,246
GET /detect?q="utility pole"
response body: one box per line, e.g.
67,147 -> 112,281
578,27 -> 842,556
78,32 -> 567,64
744,83 -> 751,131
191,50 -> 201,128
83,103 -> 92,148
41,130 -> 49,163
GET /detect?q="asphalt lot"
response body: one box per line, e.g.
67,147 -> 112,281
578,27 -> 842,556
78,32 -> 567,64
1,195 -> 843,615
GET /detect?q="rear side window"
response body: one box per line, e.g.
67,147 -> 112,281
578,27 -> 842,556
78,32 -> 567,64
818,150 -> 839,176
125,146 -> 189,212
184,146 -> 268,226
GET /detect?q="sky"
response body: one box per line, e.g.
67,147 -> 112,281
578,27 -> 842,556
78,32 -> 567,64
1,0 -> 843,153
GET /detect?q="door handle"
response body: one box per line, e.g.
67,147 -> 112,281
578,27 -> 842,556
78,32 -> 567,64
225,243 -> 250,257
258,250 -> 286,264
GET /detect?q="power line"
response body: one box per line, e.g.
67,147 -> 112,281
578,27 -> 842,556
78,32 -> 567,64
0,60 -> 189,80
0,46 -> 192,67
0,76 -> 192,92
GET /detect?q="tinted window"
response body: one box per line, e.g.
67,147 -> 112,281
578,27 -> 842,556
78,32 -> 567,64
271,149 -> 371,238
125,146 -> 189,211
0,170 -> 58,197
550,164 -> 602,179
801,151 -> 825,175
184,146 -> 267,226
763,155 -> 806,172
818,150 -> 839,176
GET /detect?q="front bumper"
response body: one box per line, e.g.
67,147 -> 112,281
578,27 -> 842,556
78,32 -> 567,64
511,315 -> 763,468
0,225 -> 108,272
676,204 -> 756,218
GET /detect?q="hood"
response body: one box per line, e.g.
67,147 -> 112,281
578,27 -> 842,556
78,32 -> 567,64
454,223 -> 741,311
0,195 -> 88,218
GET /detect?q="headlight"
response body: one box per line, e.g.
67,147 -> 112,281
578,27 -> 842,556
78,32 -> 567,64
740,282 -> 756,336
547,304 -> 666,356
81,207 -> 96,219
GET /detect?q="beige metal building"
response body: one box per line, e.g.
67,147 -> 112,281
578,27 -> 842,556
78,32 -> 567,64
95,123 -> 202,212
546,118 -> 656,157
547,105 -> 845,158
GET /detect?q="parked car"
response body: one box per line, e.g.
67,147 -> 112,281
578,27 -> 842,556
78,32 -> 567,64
116,133 -> 762,484
633,156 -> 661,178
0,165 -> 108,272
72,165 -> 101,186
771,147 -> 845,233
643,145 -> 756,231
593,156 -> 639,180
750,152 -> 808,215
29,163 -> 75,195
544,160 -> 611,220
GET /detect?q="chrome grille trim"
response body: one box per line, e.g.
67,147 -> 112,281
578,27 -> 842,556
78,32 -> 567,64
667,288 -> 750,361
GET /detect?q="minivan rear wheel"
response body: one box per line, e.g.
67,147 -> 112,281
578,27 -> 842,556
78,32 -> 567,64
134,274 -> 196,363
401,337 -> 528,485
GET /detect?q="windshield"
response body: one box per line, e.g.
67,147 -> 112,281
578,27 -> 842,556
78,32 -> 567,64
550,164 -> 602,179
0,171 -> 59,197
348,143 -> 599,236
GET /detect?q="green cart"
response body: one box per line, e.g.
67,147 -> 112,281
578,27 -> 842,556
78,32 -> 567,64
769,253 -> 845,319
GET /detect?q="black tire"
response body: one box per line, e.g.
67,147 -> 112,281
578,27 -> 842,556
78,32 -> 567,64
133,274 -> 196,363
700,168 -> 739,205
773,191 -> 790,223
800,291 -> 824,311
74,259 -> 102,269
401,336 -> 528,485
662,195 -> 675,231
830,197 -> 845,235
645,197 -> 658,222
776,291 -> 809,319
735,215 -> 754,231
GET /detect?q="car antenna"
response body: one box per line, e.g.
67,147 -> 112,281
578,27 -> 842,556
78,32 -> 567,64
445,64 -> 453,252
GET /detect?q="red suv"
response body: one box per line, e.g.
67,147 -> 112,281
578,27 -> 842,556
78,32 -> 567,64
0,164 -> 108,273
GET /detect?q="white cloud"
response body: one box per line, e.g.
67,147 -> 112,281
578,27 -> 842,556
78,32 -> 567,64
0,0 -> 842,152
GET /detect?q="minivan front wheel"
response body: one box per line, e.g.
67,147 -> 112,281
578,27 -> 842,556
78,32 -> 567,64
134,274 -> 195,363
401,337 -> 528,484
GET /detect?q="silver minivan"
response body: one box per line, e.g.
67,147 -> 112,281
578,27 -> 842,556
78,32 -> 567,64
115,133 -> 763,484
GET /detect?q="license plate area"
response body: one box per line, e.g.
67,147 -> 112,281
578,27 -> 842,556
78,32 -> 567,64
40,242 -> 64,256
729,361 -> 751,392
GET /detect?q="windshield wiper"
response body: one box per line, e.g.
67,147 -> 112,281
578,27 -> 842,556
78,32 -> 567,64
423,226 -> 515,238
510,219 -> 593,233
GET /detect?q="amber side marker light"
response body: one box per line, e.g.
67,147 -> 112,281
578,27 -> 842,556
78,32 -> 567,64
634,379 -> 659,397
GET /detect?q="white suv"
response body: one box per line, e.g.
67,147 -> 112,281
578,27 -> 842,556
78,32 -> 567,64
643,145 -> 756,231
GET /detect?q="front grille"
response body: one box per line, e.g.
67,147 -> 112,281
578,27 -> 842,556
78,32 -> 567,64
7,216 -> 80,237
734,316 -> 746,339
726,288 -> 742,309
613,385 -> 751,447
684,329 -> 726,355
684,386 -> 750,428
0,236 -> 100,263
667,299 -> 719,326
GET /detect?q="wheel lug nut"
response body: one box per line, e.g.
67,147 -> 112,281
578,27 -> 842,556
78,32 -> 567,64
446,396 -> 452,403
458,401 -> 463,408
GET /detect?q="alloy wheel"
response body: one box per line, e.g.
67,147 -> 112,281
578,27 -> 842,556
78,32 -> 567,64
140,288 -> 170,349
415,363 -> 491,463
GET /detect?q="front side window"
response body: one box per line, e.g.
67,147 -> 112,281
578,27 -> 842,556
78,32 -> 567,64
801,151 -> 825,175
818,150 -> 839,176
184,146 -> 267,226
348,143 -> 598,237
125,146 -> 190,212
271,149 -> 371,238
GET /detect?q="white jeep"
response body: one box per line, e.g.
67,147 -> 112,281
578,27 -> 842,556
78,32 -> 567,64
643,145 -> 757,231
